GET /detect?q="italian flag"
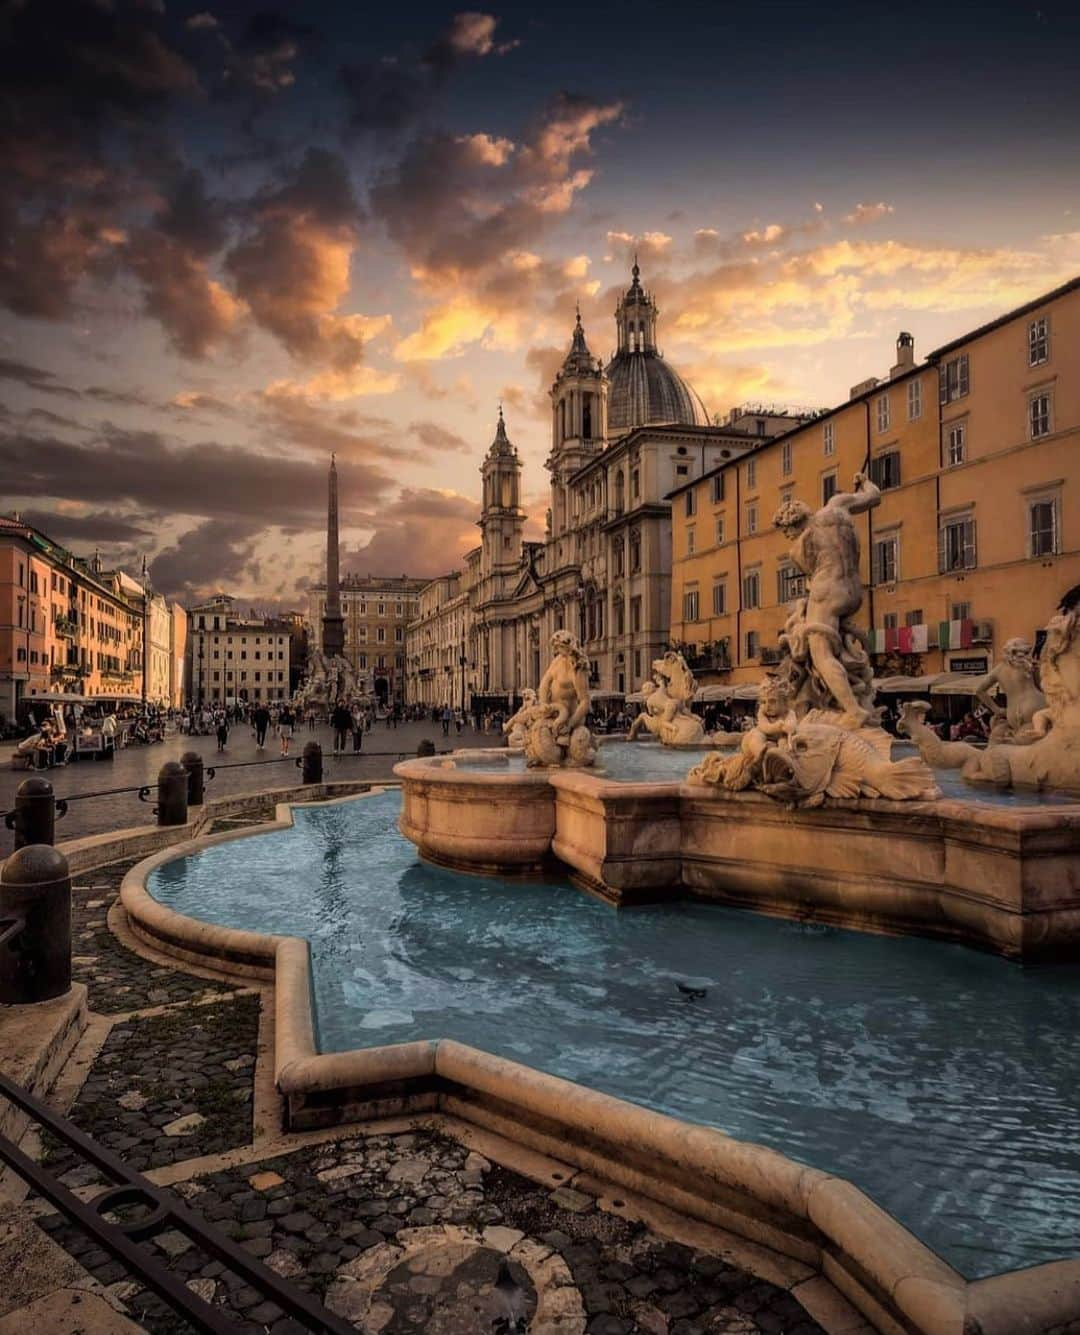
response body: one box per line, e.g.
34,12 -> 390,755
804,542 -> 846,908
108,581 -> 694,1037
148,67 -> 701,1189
938,619 -> 974,650
898,624 -> 929,654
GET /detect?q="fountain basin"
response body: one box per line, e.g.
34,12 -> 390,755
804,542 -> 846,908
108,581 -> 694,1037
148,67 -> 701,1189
395,748 -> 1080,960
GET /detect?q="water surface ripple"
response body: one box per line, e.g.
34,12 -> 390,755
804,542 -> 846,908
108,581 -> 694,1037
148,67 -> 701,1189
149,790 -> 1080,1278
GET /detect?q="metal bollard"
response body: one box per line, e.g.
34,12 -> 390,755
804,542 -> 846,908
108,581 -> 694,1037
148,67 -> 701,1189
139,761 -> 188,826
0,844 -> 72,1003
298,740 -> 322,785
181,751 -> 206,806
4,777 -> 68,850
416,739 -> 436,757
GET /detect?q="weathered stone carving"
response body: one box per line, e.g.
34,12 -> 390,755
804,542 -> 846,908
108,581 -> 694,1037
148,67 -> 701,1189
503,688 -> 537,748
773,473 -> 881,728
689,676 -> 938,805
962,592 -> 1080,792
973,638 -> 1047,743
628,652 -> 705,746
296,648 -> 357,712
897,701 -> 980,769
689,473 -> 939,804
523,630 -> 597,768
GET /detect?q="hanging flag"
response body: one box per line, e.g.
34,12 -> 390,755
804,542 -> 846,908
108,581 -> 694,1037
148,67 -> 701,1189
938,619 -> 950,650
885,626 -> 899,653
947,619 -> 974,650
868,627 -> 884,654
910,623 -> 929,654
898,625 -> 913,654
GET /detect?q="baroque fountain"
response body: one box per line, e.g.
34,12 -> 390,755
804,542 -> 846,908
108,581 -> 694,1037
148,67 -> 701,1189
396,471 -> 1080,960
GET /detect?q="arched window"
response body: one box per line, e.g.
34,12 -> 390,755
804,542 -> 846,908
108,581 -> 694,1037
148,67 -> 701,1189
615,471 -> 625,514
583,393 -> 592,439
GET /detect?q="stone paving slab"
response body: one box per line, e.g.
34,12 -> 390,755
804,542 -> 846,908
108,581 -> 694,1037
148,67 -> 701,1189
41,995 -> 260,1181
37,1129 -> 826,1334
71,858 -> 238,1014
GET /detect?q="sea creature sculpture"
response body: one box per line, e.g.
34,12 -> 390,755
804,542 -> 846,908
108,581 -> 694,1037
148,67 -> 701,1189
897,700 -> 981,769
628,651 -> 706,746
523,630 -> 597,768
503,688 -> 537,748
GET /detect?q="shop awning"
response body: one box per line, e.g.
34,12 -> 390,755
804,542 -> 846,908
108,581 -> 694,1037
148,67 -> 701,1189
930,672 -> 988,695
693,683 -> 761,702
874,674 -> 948,693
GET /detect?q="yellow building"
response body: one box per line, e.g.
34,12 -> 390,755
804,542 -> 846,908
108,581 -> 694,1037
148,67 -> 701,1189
669,276 -> 1080,687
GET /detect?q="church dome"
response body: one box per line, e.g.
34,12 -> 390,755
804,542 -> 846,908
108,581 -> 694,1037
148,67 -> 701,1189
604,261 -> 711,433
605,349 -> 711,433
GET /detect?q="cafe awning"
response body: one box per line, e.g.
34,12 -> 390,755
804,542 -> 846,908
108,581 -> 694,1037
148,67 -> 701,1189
930,672 -> 988,695
874,674 -> 948,693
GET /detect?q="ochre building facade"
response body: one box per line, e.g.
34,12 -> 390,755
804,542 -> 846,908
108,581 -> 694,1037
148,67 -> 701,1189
669,277 -> 1080,685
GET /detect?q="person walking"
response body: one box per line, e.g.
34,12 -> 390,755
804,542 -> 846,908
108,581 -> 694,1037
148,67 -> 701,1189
350,702 -> 364,754
277,703 -> 295,757
441,705 -> 451,736
253,703 -> 271,750
331,700 -> 351,756
215,711 -> 229,752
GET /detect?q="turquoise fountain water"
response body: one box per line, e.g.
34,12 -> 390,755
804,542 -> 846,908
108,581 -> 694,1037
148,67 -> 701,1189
148,789 -> 1080,1278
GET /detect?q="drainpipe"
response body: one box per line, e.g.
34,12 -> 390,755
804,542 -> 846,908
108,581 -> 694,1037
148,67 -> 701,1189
735,461 -> 743,668
863,400 -> 874,636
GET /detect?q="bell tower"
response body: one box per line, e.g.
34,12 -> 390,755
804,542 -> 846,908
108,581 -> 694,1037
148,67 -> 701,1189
479,407 -> 525,576
547,307 -> 606,539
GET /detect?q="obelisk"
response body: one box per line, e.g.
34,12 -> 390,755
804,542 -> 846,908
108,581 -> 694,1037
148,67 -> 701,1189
322,454 -> 345,660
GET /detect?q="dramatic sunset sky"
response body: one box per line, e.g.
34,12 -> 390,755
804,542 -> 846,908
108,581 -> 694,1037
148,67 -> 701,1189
3,0 -> 1079,606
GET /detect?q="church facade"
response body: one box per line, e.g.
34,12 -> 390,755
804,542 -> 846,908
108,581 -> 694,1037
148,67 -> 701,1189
406,265 -> 806,708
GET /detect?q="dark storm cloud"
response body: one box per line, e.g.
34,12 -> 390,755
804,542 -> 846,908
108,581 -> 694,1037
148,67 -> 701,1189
20,509 -> 154,546
0,358 -> 82,398
340,11 -> 515,133
340,487 -> 480,578
149,519 -> 263,602
0,424 -> 394,528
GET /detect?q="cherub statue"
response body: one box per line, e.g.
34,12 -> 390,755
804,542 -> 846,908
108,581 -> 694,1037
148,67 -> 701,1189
503,688 -> 537,748
628,652 -> 705,746
523,630 -> 597,768
973,638 -> 1047,743
689,674 -> 796,789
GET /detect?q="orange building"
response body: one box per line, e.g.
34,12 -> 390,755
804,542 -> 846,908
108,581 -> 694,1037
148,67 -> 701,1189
669,276 -> 1080,689
0,517 -> 183,721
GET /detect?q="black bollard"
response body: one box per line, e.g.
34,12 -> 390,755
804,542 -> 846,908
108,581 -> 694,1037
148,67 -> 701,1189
154,761 -> 189,826
0,844 -> 72,1003
299,740 -> 322,785
416,739 -> 436,757
5,777 -> 67,850
181,751 -> 205,806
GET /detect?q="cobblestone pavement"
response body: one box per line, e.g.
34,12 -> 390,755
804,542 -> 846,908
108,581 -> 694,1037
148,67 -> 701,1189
1,717 -> 497,853
71,857 -> 238,1013
14,801 -> 833,1334
40,1128 -> 825,1335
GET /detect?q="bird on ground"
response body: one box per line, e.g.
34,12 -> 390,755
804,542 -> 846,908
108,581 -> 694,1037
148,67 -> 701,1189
491,1257 -> 529,1332
676,982 -> 708,1000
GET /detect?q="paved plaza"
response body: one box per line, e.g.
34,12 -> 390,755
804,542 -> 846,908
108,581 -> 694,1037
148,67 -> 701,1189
0,718 -> 494,854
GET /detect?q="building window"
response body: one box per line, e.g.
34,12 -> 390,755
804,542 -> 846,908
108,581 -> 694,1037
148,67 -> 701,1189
712,581 -> 727,615
377,627 -> 386,642
872,535 -> 899,585
777,564 -> 806,603
822,472 -> 838,504
950,602 -> 970,621
1029,498 -> 1060,557
745,504 -> 758,535
631,468 -> 640,499
781,441 -> 793,476
876,392 -> 891,433
823,421 -> 835,456
685,490 -> 696,517
676,464 -> 689,477
939,353 -> 970,404
686,527 -> 696,555
939,515 -> 977,572
359,654 -> 367,669
630,530 -> 641,572
715,515 -> 725,546
905,609 -> 924,627
711,473 -> 725,503
883,612 -> 899,632
907,379 -> 922,421
745,630 -> 760,660
1029,392 -> 1052,440
683,590 -> 700,622
746,458 -> 757,490
1029,316 -> 1049,366
945,422 -> 966,466
630,597 -> 642,632
869,451 -> 901,491
742,569 -> 761,609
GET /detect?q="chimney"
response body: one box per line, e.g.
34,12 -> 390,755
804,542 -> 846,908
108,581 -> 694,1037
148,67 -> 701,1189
890,331 -> 915,379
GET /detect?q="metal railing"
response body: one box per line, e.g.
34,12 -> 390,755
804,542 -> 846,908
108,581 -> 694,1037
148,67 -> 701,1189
0,1070 -> 356,1334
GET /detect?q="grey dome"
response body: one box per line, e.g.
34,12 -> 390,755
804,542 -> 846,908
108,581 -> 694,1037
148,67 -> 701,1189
605,349 -> 711,433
